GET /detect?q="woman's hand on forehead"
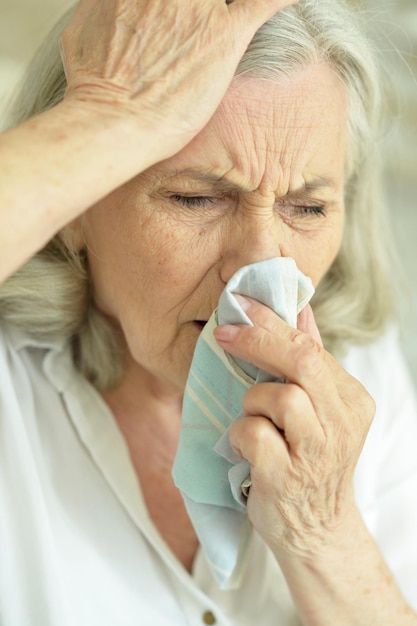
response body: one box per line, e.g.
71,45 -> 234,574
60,0 -> 299,161
0,0 -> 299,284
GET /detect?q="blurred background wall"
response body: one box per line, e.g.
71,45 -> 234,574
0,0 -> 416,387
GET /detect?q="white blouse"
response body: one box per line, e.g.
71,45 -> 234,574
0,319 -> 416,626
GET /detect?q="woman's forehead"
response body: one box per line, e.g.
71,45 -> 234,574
156,64 -> 348,197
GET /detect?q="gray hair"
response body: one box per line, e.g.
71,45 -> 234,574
0,0 -> 397,389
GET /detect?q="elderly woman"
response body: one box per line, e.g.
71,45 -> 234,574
0,0 -> 417,624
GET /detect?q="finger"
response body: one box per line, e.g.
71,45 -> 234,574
216,294 -> 329,381
229,415 -> 288,469
216,320 -> 374,436
229,0 -> 299,25
215,321 -> 342,418
297,304 -> 323,346
243,382 -> 325,452
233,293 -> 284,333
234,294 -> 320,343
221,0 -> 300,77
219,297 -> 342,423
214,306 -> 323,380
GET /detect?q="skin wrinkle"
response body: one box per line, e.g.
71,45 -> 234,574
219,86 -> 340,197
158,169 -> 337,200
221,77 -> 337,196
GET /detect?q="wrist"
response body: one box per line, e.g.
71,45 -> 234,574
275,508 -> 414,626
61,82 -> 195,168
46,91 -> 167,188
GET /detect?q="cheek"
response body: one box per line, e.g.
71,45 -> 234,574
140,222 -> 206,290
290,219 -> 344,287
311,228 -> 344,285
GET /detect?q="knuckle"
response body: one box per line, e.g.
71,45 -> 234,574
250,419 -> 273,448
346,375 -> 375,414
356,384 -> 376,425
279,383 -> 304,416
243,326 -> 270,359
340,380 -> 375,443
365,393 -> 376,419
291,333 -> 324,379
241,384 -> 261,414
231,415 -> 272,455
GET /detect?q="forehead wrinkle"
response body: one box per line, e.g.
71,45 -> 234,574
161,168 -> 252,194
217,93 -> 334,195
158,167 -> 337,200
214,84 -> 300,190
213,113 -> 265,192
156,67 -> 347,198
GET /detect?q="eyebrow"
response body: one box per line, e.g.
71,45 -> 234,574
167,169 -> 336,197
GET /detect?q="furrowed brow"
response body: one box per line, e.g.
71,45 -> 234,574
168,169 -> 336,196
167,169 -> 248,193
285,177 -> 336,198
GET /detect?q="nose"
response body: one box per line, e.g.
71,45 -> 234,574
219,200 -> 284,284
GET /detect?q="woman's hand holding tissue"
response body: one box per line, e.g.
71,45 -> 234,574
214,298 -> 375,560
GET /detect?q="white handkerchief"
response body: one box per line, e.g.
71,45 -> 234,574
172,257 -> 314,588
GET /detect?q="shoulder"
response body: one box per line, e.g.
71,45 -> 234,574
0,319 -> 74,412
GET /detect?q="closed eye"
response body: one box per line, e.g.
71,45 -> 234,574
299,205 -> 326,217
171,195 -> 326,218
278,203 -> 327,218
172,195 -> 215,209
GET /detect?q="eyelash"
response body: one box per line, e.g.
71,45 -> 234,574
296,205 -> 326,217
171,195 -> 326,217
172,195 -> 215,209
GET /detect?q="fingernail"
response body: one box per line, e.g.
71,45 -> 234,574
234,293 -> 251,312
214,324 -> 239,343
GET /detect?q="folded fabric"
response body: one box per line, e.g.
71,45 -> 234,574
172,257 -> 314,588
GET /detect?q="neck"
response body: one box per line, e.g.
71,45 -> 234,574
104,353 -> 183,417
101,354 -> 185,462
101,355 -> 199,571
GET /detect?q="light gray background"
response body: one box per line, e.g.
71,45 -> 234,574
0,0 -> 416,388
